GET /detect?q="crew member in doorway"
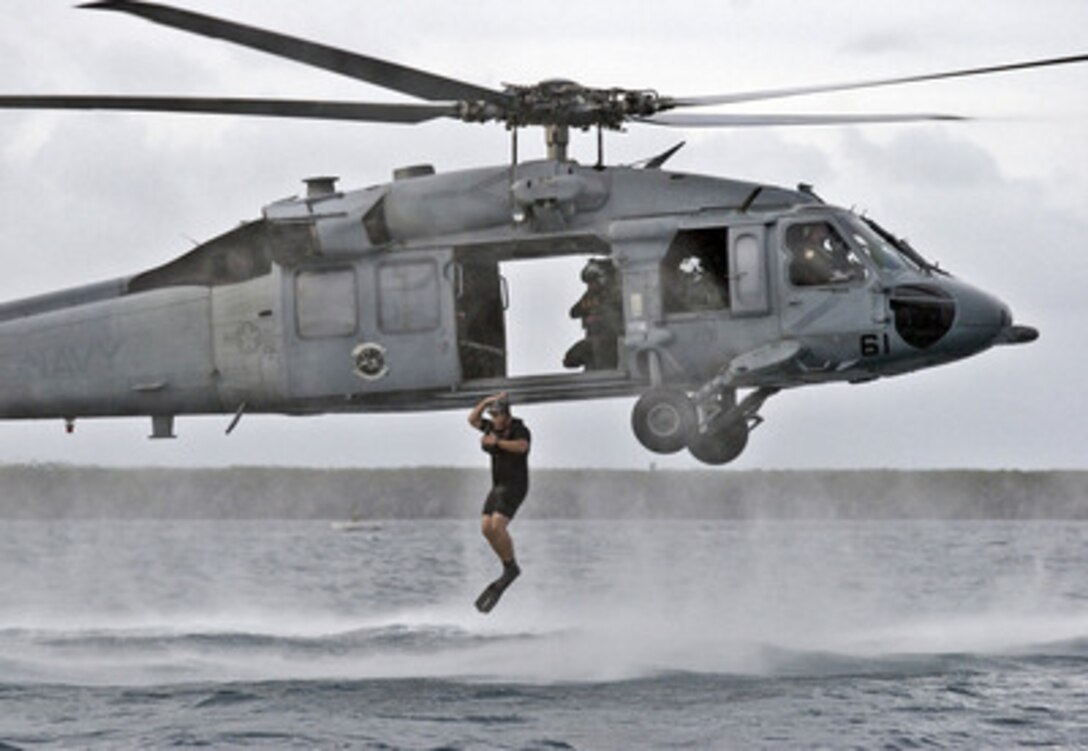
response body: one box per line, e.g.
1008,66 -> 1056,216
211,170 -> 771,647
563,258 -> 622,370
468,391 -> 531,613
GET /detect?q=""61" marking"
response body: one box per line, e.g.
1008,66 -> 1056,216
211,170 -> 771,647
860,333 -> 891,357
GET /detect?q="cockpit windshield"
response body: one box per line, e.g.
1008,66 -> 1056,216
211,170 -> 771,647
853,214 -> 945,275
840,214 -> 920,273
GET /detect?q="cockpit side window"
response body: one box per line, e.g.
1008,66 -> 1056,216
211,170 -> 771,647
785,221 -> 867,287
661,228 -> 730,314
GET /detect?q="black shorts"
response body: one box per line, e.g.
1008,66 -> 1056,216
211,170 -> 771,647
482,485 -> 528,519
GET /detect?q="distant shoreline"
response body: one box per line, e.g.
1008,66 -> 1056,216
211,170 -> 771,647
0,465 -> 1085,520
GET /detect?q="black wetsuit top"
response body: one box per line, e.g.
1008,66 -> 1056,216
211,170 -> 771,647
479,417 -> 531,497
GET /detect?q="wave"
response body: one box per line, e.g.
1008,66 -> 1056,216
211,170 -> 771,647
2,604 -> 1087,687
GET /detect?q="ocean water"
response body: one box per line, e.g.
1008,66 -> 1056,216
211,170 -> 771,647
1,516 -> 1087,748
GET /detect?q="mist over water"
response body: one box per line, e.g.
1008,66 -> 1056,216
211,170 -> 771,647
1,517 -> 1085,685
2,487 -> 1087,746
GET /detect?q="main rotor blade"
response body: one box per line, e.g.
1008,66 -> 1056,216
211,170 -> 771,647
639,112 -> 966,127
81,1 -> 507,105
667,53 -> 1088,108
0,95 -> 458,123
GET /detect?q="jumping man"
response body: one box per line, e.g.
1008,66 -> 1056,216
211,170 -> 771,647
468,391 -> 531,613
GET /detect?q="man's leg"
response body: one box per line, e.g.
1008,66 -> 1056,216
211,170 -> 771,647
476,512 -> 520,613
481,512 -> 515,564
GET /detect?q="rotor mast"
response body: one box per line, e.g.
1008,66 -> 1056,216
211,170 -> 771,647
545,124 -> 571,162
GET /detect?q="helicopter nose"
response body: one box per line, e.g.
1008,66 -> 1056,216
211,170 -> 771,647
942,280 -> 1033,354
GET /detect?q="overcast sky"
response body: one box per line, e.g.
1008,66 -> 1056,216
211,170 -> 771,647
0,0 -> 1085,471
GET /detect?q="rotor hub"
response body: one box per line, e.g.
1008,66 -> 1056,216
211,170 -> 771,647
460,81 -> 664,130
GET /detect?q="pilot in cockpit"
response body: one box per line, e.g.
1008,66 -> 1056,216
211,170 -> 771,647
787,222 -> 863,286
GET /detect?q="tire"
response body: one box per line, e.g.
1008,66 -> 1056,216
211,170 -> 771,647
688,420 -> 749,465
631,388 -> 696,454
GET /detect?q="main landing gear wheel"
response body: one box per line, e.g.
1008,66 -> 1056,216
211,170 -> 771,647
688,420 -> 749,465
631,387 -> 696,454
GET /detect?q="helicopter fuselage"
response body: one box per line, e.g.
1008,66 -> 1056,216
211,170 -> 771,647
0,158 -> 1034,461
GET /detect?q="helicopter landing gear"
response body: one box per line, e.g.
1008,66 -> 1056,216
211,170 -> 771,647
686,387 -> 748,465
631,387 -> 697,454
688,419 -> 749,465
688,386 -> 779,464
630,384 -> 779,463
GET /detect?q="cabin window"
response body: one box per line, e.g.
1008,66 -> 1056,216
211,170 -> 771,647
295,268 -> 357,338
378,260 -> 440,333
661,228 -> 730,315
784,221 -> 867,286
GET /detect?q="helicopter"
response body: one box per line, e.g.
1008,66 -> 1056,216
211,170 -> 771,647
0,1 -> 1080,466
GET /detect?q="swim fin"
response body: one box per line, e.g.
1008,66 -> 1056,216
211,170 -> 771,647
474,562 -> 521,614
474,581 -> 504,613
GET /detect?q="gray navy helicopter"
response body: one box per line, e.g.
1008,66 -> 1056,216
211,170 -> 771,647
0,1 -> 1080,464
